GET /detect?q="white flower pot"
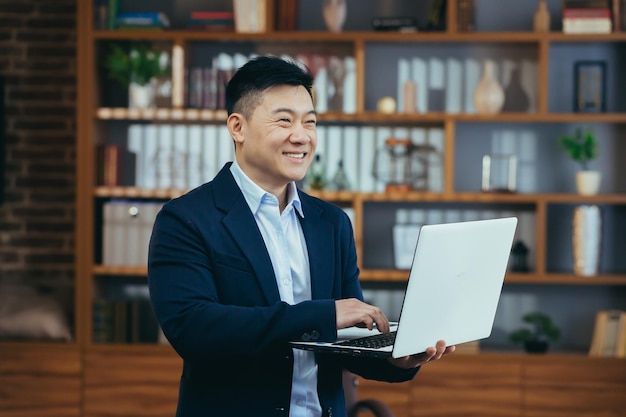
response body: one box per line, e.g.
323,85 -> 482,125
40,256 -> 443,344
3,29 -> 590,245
129,81 -> 155,109
576,170 -> 601,196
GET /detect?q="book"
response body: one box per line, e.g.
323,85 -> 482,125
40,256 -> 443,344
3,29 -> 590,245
107,0 -> 119,30
563,8 -> 611,17
116,11 -> 170,28
612,0 -> 621,30
616,312 -> 626,357
275,0 -> 298,31
92,299 -> 114,343
96,144 -> 136,186
457,0 -> 476,32
371,16 -> 418,32
563,0 -> 610,8
563,17 -> 612,32
589,310 -> 626,357
190,11 -> 234,20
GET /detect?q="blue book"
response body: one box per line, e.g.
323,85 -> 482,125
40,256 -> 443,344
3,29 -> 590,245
116,11 -> 170,28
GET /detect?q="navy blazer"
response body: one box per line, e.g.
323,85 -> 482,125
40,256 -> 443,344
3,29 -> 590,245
148,163 -> 417,417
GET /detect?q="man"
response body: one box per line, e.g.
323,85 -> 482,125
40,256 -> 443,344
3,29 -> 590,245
148,55 -> 454,417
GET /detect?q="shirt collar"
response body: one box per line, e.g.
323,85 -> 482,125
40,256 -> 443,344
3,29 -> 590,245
230,160 -> 304,218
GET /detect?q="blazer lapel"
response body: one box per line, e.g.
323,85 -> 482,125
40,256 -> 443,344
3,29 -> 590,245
299,194 -> 335,300
214,165 -> 281,306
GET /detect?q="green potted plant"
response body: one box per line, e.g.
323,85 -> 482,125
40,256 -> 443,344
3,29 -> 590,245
558,127 -> 600,195
104,42 -> 170,109
509,311 -> 560,354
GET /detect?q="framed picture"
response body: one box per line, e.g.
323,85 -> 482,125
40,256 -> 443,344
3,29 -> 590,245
573,61 -> 606,113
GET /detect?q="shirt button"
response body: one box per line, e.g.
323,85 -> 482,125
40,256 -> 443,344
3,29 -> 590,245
282,279 -> 290,286
296,399 -> 304,407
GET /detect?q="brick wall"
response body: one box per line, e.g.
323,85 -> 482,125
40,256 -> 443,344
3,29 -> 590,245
0,1 -> 76,305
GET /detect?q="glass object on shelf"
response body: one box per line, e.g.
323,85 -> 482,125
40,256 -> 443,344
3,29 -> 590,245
373,138 -> 438,193
330,159 -> 351,191
482,154 -> 517,193
572,205 -> 602,277
307,154 -> 327,190
393,209 -> 422,270
510,240 -> 530,272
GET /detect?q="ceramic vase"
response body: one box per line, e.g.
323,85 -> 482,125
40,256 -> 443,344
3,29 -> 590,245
474,60 -> 505,114
533,0 -> 550,32
572,205 -> 602,276
323,0 -> 347,33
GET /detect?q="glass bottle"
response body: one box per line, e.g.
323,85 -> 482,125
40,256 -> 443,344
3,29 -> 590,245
331,159 -> 351,191
308,154 -> 327,190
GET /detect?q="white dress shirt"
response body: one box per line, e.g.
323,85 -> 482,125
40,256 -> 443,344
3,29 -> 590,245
230,161 -> 322,417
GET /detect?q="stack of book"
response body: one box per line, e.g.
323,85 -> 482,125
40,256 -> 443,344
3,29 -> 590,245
187,11 -> 235,32
116,11 -> 170,30
562,0 -> 613,33
588,310 -> 626,357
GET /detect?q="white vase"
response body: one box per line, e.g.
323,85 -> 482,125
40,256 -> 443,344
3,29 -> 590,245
323,0 -> 347,33
474,60 -> 504,114
129,81 -> 155,109
572,205 -> 602,276
576,170 -> 601,195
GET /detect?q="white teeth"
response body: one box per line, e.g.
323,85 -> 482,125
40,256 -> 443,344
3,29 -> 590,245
285,153 -> 305,159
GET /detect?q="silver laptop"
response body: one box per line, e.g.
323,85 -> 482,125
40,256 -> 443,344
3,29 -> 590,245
291,217 -> 518,358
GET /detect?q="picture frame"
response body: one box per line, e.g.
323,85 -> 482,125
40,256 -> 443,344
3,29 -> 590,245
573,61 -> 606,113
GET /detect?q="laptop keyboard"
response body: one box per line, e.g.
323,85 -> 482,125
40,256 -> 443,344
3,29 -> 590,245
336,331 -> 397,349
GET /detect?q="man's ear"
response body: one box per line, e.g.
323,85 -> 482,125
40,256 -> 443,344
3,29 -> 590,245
227,113 -> 245,145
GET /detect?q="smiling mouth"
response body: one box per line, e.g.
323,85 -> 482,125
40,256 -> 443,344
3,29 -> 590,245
284,152 -> 306,159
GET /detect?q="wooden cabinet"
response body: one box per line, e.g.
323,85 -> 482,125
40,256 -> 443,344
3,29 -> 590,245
83,347 -> 180,417
0,344 -> 81,417
359,353 -> 626,417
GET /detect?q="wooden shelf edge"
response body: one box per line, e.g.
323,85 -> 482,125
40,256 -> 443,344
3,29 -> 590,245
85,343 -> 176,355
94,187 -> 626,205
0,341 -> 81,350
93,265 -> 147,276
359,270 -> 626,285
95,107 -> 626,123
91,29 -> 626,43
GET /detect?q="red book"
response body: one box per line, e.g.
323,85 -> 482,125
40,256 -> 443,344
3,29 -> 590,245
563,7 -> 611,17
190,11 -> 234,20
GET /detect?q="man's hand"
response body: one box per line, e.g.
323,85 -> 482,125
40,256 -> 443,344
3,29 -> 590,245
388,340 -> 455,369
335,298 -> 390,333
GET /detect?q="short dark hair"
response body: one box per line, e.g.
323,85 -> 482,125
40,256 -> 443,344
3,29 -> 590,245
225,55 -> 314,117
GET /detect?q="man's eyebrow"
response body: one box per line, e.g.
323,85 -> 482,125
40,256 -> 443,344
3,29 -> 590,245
272,108 -> 317,116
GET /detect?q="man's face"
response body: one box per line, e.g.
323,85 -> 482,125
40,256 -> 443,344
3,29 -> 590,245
233,85 -> 317,193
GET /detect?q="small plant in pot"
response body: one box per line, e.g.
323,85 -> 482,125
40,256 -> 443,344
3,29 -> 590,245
509,311 -> 560,354
558,127 -> 600,195
104,42 -> 170,109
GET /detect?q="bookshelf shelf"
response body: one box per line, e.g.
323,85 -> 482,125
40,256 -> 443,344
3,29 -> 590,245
95,107 -> 626,123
